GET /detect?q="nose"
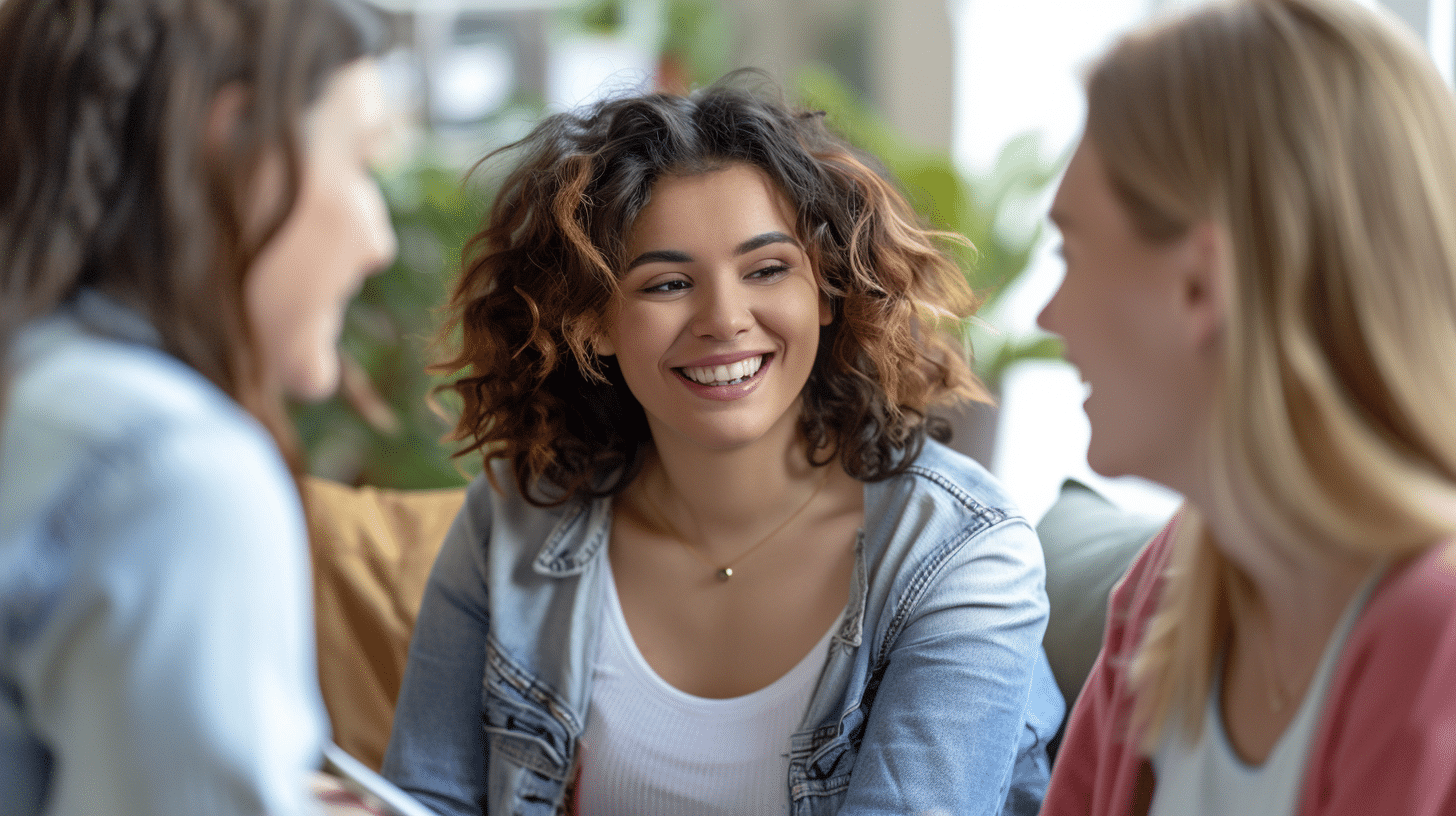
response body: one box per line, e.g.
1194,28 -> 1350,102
1036,286 -> 1060,334
691,277 -> 753,340
1035,300 -> 1054,333
360,177 -> 398,277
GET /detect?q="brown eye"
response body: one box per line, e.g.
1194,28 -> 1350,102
642,278 -> 691,294
748,264 -> 790,280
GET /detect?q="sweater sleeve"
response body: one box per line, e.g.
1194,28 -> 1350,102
1300,544 -> 1456,816
1041,521 -> 1176,816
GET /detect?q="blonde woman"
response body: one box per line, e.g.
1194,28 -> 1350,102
1037,0 -> 1456,813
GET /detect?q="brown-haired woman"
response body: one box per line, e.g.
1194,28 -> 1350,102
0,0 -> 396,813
1039,0 -> 1456,813
382,76 -> 1064,816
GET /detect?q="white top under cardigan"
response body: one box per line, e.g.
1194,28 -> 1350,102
575,555 -> 836,816
1149,567 -> 1385,816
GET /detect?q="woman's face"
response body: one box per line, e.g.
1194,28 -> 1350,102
1037,137 -> 1221,488
597,164 -> 831,453
244,57 -> 397,401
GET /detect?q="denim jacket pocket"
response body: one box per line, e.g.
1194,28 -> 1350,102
789,716 -> 857,808
481,645 -> 578,813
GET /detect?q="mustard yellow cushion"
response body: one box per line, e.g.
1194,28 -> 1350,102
304,478 -> 466,771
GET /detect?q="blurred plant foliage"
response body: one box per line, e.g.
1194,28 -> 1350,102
791,65 -> 1063,393
295,0 -> 1061,488
659,0 -> 734,91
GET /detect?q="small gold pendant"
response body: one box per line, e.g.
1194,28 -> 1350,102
715,567 -> 733,582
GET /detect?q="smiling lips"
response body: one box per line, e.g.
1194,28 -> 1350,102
677,354 -> 769,387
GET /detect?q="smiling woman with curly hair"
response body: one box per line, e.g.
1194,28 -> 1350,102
383,73 -> 1063,816
445,78 -> 986,504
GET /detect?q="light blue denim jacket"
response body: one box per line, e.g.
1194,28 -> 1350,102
383,439 -> 1064,816
0,292 -> 327,815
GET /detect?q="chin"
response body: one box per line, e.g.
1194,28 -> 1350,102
681,423 -> 777,453
1084,441 -> 1131,480
283,362 -> 340,403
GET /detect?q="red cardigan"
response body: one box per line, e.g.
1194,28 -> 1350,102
1041,521 -> 1456,816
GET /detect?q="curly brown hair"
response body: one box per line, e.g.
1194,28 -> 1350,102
440,73 -> 987,506
0,0 -> 386,460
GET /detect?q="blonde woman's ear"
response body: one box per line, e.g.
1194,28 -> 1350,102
1178,220 -> 1227,350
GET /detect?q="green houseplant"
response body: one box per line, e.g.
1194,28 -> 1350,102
793,66 -> 1063,465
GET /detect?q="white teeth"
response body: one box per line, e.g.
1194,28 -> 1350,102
681,355 -> 764,386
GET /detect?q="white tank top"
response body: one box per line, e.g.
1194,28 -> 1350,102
575,557 -> 836,816
1149,567 -> 1385,816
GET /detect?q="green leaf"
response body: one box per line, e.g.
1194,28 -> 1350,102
792,64 -> 1064,390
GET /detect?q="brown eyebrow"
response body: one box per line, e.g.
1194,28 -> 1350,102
624,249 -> 692,270
624,231 -> 801,272
734,231 -> 800,255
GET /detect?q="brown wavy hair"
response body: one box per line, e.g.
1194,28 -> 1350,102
0,0 -> 386,459
440,74 -> 987,505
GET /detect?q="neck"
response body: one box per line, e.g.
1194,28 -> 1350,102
650,439 -> 822,533
1164,446 -> 1376,633
637,403 -> 829,554
1200,505 -> 1378,639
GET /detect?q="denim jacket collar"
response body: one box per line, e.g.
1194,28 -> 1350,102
532,498 -> 612,577
530,470 -> 915,644
71,288 -> 162,349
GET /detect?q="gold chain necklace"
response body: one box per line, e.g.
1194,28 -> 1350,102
643,469 -> 829,582
1255,625 -> 1290,713
1235,602 -> 1290,713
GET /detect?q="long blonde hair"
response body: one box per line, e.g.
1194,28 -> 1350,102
1085,0 -> 1456,748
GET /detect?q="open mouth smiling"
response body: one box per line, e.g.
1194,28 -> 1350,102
676,353 -> 771,386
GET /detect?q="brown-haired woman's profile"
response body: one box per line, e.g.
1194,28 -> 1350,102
0,0 -> 396,813
382,74 -> 1065,816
